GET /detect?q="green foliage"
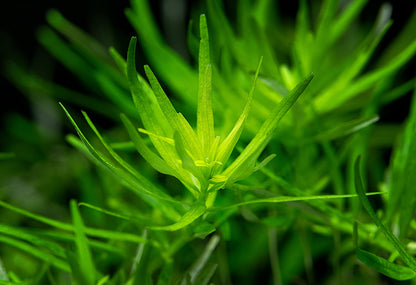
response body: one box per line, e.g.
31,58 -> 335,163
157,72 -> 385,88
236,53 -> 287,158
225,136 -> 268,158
2,0 -> 416,284
354,156 -> 416,279
386,92 -> 416,238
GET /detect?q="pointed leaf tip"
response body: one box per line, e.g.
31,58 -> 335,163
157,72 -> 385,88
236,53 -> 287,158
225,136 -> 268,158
127,37 -> 138,68
200,14 -> 208,40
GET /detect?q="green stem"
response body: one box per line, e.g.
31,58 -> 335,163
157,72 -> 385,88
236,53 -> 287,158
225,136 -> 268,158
268,227 -> 282,285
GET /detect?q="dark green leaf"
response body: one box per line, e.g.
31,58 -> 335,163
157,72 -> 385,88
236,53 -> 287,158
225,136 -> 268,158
357,249 -> 416,280
354,156 -> 416,271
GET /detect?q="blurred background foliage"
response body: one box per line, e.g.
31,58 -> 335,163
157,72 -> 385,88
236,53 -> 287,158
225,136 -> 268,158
1,0 -> 416,284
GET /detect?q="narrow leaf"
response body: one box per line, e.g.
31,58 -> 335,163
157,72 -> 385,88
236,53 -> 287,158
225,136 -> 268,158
144,65 -> 203,159
193,264 -> 217,285
198,64 -> 214,154
210,192 -> 383,211
127,37 -> 184,172
253,153 -> 276,172
178,113 -> 203,159
357,249 -> 416,280
37,27 -> 95,89
149,205 -> 206,231
35,230 -> 126,257
144,65 -> 181,129
121,114 -> 176,176
197,14 -> 214,154
354,156 -> 416,271
109,47 -> 127,75
174,132 -> 197,173
0,225 -> 66,258
126,37 -> 170,135
46,10 -> 114,67
129,230 -> 148,278
387,92 -> 416,238
216,57 -> 263,165
60,103 -> 179,206
187,235 -> 220,283
223,74 -> 313,183
83,111 -> 184,220
0,200 -> 147,244
316,14 -> 392,112
316,37 -> 416,112
0,235 -> 70,272
313,114 -> 379,141
330,0 -> 369,44
78,202 -> 134,222
198,14 -> 211,83
126,0 -> 198,105
94,72 -> 136,116
173,132 -> 205,193
70,200 -> 96,285
97,276 -> 110,285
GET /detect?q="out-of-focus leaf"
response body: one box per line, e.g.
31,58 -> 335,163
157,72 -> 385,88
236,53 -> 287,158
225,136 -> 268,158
387,91 -> 416,238
354,157 -> 416,271
70,200 -> 96,285
127,0 -> 198,104
0,153 -> 15,160
0,258 -> 9,281
313,115 -> 379,141
211,192 -> 382,211
156,262 -> 174,285
215,58 -> 262,166
181,235 -> 220,285
357,249 -> 416,280
0,225 -> 66,258
0,200 -> 147,244
0,235 -> 70,272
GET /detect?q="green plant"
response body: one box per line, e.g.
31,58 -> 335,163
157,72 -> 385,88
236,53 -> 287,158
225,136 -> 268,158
2,0 -> 416,284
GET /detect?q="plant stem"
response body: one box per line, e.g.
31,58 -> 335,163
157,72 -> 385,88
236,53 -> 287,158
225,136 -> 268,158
268,227 -> 282,285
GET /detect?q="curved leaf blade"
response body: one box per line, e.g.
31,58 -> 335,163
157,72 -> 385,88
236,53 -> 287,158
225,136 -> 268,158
149,205 -> 206,231
357,249 -> 416,280
354,156 -> 416,271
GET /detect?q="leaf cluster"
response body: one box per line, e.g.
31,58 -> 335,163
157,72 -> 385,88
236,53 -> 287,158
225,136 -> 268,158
1,0 -> 416,284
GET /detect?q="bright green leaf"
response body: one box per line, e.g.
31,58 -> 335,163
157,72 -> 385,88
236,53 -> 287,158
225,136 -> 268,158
216,57 -> 263,166
70,200 -> 96,285
0,200 -> 147,244
223,74 -> 313,183
149,205 -> 206,231
211,192 -> 383,211
121,114 -> 176,176
197,14 -> 214,155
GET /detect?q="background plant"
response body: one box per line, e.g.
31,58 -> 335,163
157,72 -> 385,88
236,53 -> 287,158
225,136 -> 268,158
1,0 -> 416,284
